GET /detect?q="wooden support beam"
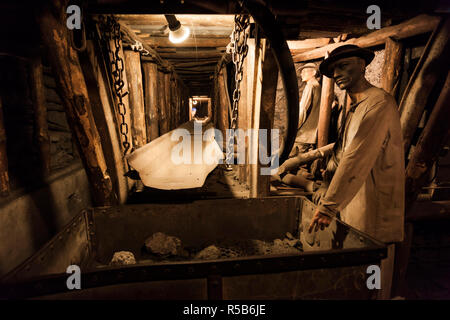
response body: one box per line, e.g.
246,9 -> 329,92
175,66 -> 216,73
176,80 -> 182,126
381,37 -> 403,96
38,0 -> 115,206
238,38 -> 252,186
317,60 -> 335,148
212,77 -> 218,125
293,15 -> 440,62
166,74 -> 171,131
181,85 -> 189,123
287,38 -> 332,50
159,51 -> 224,59
249,39 -> 266,198
172,60 -> 218,68
258,47 -> 279,197
118,21 -> 168,69
145,37 -> 230,48
288,38 -> 333,55
170,73 -> 176,130
216,67 -> 230,140
393,71 -> 450,298
170,75 -> 176,130
29,55 -> 50,177
119,20 -> 187,90
405,71 -> 450,213
142,61 -> 159,141
174,79 -> 179,127
81,40 -> 129,204
0,95 -> 9,197
124,50 -> 147,148
400,18 -> 450,155
176,77 -> 181,126
407,200 -> 450,222
158,70 -> 169,135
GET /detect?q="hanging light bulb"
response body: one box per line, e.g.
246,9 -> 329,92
169,25 -> 190,44
165,14 -> 190,44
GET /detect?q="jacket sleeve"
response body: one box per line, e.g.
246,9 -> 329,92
317,99 -> 391,216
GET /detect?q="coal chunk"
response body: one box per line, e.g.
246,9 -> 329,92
110,251 -> 136,266
194,245 -> 221,260
144,232 -> 182,256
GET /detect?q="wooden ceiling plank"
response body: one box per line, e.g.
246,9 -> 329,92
293,14 -> 440,62
145,37 -> 230,48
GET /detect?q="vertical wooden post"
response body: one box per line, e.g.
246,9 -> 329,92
173,75 -> 179,127
38,0 -> 115,206
182,86 -> 189,123
158,69 -> 168,135
176,80 -> 182,126
180,85 -> 186,123
400,18 -> 450,154
393,71 -> 450,297
257,47 -> 279,197
217,68 -> 230,143
173,78 -> 178,126
249,39 -> 266,198
170,74 -> 176,129
81,40 -> 129,204
213,77 -> 218,126
142,61 -> 160,141
381,37 -> 403,96
124,50 -> 147,149
29,55 -> 50,177
0,95 -> 10,196
317,73 -> 335,148
167,74 -> 172,130
207,97 -> 212,121
173,76 -> 177,127
164,72 -> 172,131
238,38 -> 253,185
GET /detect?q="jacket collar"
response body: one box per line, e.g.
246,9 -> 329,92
348,86 -> 373,112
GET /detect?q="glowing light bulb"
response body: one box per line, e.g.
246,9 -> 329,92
169,25 -> 190,44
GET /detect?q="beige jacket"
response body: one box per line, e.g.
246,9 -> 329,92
318,86 -> 405,243
296,80 -> 321,144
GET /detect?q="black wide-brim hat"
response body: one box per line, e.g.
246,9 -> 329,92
319,44 -> 375,78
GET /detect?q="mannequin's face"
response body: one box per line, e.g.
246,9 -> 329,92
330,57 -> 366,90
301,68 -> 316,82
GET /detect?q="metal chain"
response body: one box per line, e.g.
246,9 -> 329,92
106,17 -> 131,154
225,14 -> 250,167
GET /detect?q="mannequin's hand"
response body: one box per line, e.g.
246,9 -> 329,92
308,208 -> 332,233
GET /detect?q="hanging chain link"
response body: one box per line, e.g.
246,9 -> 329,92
106,17 -> 131,154
225,14 -> 250,167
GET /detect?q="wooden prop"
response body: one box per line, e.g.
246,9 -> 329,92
38,0 -> 115,206
124,50 -> 147,148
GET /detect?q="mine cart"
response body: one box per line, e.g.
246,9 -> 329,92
1,196 -> 386,299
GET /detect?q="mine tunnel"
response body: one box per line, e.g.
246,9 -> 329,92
0,0 -> 449,301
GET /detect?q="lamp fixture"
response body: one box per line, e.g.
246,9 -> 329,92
164,14 -> 190,44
